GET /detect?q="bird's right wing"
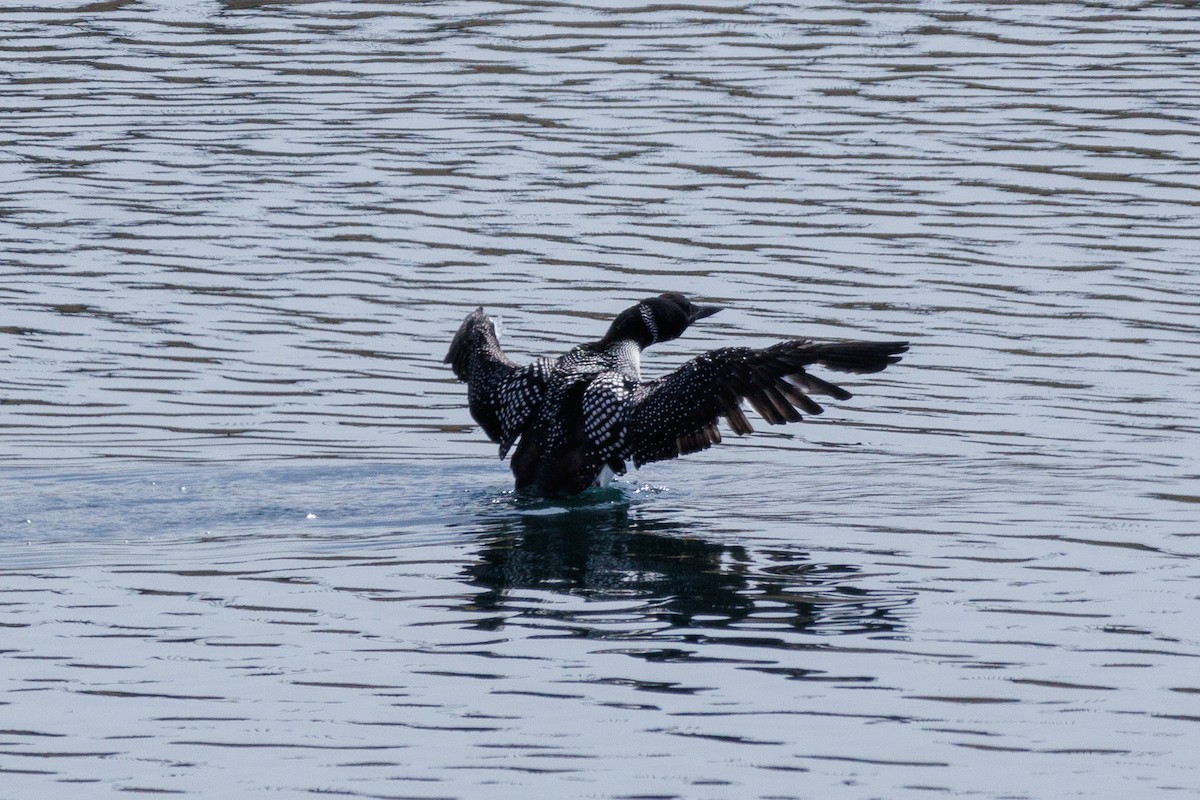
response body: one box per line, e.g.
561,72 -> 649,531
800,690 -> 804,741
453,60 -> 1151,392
623,339 -> 908,468
445,308 -> 551,458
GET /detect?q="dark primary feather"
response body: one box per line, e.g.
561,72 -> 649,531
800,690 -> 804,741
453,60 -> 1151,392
623,339 -> 908,468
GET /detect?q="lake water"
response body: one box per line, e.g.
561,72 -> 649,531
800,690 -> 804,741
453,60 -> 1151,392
2,1 -> 1198,797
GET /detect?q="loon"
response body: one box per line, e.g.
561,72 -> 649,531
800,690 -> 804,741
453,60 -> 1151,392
445,293 -> 907,497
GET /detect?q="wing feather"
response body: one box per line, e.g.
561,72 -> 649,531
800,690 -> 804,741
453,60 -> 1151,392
624,339 -> 907,468
445,308 -> 550,457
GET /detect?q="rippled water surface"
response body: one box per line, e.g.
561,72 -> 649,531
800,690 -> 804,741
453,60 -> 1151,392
2,1 -> 1199,797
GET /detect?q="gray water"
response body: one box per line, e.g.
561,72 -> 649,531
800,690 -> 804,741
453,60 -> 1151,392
2,1 -> 1198,798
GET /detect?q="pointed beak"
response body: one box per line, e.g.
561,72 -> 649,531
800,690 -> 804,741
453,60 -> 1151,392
690,304 -> 723,322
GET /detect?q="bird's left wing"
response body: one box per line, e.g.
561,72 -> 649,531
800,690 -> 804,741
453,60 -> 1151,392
445,308 -> 552,458
623,339 -> 907,468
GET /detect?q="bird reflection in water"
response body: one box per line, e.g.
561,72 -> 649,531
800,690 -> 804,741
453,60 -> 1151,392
463,494 -> 911,641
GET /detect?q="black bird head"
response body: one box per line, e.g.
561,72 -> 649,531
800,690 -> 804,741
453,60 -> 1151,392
598,292 -> 723,348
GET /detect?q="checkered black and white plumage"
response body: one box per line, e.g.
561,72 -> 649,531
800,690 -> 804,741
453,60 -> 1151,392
445,294 -> 907,496
444,308 -> 553,459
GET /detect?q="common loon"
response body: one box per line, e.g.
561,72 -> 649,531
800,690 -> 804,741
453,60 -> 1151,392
445,293 -> 907,497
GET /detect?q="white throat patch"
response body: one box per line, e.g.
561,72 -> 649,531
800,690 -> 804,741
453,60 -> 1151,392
610,340 -> 642,381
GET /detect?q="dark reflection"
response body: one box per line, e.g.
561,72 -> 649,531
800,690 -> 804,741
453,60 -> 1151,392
463,495 -> 910,638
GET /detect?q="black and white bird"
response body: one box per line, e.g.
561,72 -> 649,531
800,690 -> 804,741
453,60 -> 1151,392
445,293 -> 907,497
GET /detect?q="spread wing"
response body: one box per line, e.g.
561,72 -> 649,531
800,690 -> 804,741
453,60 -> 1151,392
445,307 -> 551,458
623,339 -> 908,468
